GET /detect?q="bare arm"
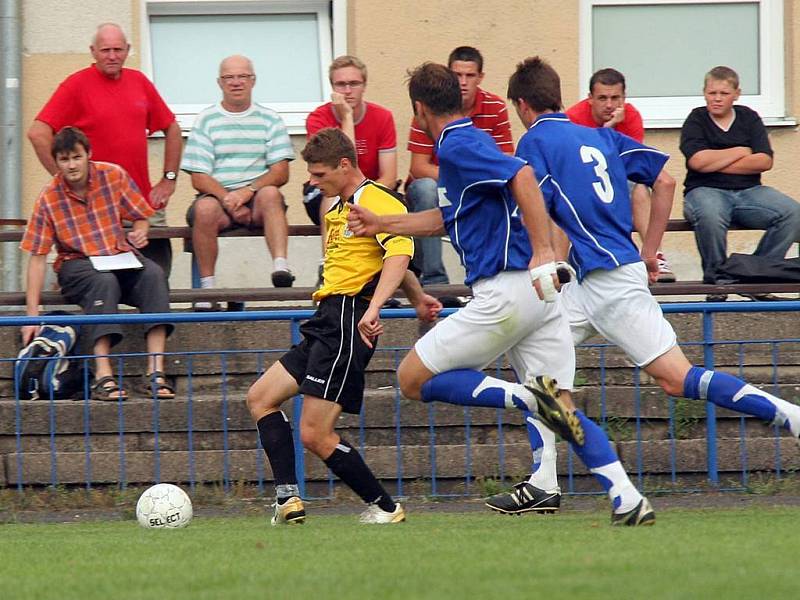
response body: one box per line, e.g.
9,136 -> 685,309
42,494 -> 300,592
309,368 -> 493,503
687,147 -> 751,173
189,172 -> 229,199
510,165 -> 555,268
28,121 -> 57,175
409,152 -> 439,181
640,169 -> 676,282
250,160 -> 290,189
376,151 -> 398,189
399,270 -> 442,323
149,121 -> 183,209
21,254 -> 48,344
719,152 -> 773,175
348,205 -> 445,237
357,254 -> 410,348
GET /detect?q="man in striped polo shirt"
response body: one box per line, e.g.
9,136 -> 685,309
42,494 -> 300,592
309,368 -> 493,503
405,46 -> 514,297
181,55 -> 296,307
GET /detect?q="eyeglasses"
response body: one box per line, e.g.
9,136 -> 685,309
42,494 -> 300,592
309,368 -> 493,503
220,74 -> 255,83
332,80 -> 365,91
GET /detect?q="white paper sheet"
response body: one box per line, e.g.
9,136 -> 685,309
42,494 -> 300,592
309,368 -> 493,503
89,252 -> 143,272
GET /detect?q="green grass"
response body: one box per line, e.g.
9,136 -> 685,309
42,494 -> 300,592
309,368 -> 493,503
1,507 -> 798,600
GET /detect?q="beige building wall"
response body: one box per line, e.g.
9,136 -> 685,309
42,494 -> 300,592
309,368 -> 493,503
17,1 -> 800,289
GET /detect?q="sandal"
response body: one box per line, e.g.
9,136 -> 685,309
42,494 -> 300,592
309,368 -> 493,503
92,375 -> 128,401
141,371 -> 176,400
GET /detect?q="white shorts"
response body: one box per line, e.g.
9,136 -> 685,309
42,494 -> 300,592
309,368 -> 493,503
414,270 -> 575,389
560,262 -> 677,367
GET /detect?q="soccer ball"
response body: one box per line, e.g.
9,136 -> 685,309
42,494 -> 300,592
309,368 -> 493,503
136,483 -> 193,529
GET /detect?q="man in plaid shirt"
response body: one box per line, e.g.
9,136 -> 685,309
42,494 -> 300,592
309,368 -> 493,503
20,127 -> 174,401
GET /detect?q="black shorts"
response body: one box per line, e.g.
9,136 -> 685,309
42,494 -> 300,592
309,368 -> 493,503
280,295 -> 376,414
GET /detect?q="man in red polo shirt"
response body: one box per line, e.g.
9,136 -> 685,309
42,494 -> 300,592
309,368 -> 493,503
21,127 -> 174,402
566,68 -> 676,283
27,22 -> 182,277
406,46 -> 513,293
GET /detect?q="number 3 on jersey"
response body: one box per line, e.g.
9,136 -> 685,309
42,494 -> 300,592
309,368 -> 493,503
580,145 -> 614,203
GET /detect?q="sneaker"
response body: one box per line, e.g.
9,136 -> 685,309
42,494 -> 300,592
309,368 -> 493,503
383,297 -> 402,309
271,269 -> 295,288
358,503 -> 406,524
655,252 -> 676,283
705,293 -> 728,302
226,301 -> 245,312
270,496 -> 306,526
611,497 -> 655,526
524,376 -> 585,446
437,295 -> 463,308
485,482 -> 561,515
193,300 -> 220,312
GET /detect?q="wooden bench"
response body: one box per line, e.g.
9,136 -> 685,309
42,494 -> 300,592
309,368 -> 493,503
1,221 -> 798,307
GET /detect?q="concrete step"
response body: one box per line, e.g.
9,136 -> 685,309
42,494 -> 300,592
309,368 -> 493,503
5,436 -> 798,487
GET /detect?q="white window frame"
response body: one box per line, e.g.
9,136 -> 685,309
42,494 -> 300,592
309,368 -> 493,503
579,0 -> 792,128
140,0 -> 347,134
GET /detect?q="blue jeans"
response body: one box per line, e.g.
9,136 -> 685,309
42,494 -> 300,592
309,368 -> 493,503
406,177 -> 449,285
683,185 -> 800,283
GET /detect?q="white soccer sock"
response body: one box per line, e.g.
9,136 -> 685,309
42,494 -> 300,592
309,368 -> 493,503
273,257 -> 289,272
200,276 -> 215,289
525,416 -> 559,491
591,461 -> 643,514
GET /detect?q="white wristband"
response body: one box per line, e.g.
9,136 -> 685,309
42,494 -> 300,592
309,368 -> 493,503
529,262 -> 558,303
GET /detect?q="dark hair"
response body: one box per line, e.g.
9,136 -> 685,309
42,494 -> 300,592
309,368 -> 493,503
589,68 -> 626,94
51,126 -> 91,159
407,62 -> 462,117
507,56 -> 562,112
447,46 -> 483,72
301,128 -> 357,168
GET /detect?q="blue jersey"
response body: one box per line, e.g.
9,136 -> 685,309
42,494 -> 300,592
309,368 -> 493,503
435,118 -> 530,285
516,113 -> 669,281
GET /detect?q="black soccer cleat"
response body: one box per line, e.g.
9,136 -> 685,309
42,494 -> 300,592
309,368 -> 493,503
485,482 -> 561,515
525,375 -> 585,446
611,497 -> 655,527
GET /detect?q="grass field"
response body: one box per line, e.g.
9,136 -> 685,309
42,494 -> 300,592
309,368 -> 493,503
1,504 -> 798,600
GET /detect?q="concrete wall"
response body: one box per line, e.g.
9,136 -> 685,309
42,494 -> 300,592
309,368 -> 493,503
17,1 -> 800,289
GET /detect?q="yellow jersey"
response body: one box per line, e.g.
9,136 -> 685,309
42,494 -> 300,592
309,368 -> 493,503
313,180 -> 414,302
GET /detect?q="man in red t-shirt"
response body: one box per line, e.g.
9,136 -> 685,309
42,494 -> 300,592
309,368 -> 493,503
566,68 -> 675,282
406,46 -> 513,291
304,55 -> 398,288
27,22 -> 182,276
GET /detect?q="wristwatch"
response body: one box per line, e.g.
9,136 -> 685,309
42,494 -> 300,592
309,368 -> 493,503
163,171 -> 177,181
246,183 -> 259,194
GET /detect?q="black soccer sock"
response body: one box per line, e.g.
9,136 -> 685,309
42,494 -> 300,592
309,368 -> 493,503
323,439 -> 396,513
257,412 -> 298,495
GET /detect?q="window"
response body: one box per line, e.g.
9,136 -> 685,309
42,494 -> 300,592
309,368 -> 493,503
141,0 -> 347,133
579,0 -> 789,126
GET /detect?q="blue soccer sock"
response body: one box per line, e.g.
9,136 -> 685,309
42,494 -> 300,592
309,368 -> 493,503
420,369 -> 534,410
570,411 -> 643,513
524,415 -> 559,491
682,367 -> 800,435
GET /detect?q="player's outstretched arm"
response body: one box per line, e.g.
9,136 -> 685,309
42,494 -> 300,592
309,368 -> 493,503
510,165 -> 559,301
357,254 -> 410,348
348,204 -> 445,237
641,168 -> 676,282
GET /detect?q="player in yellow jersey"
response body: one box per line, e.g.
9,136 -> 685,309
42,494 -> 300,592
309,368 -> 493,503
245,128 -> 441,525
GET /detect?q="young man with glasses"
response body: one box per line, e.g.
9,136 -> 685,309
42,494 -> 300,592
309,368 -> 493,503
304,56 -> 398,285
181,55 -> 296,307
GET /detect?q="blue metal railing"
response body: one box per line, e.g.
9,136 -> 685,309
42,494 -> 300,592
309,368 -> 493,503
1,302 -> 798,497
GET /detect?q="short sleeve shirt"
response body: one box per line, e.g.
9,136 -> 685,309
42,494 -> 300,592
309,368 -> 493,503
516,113 -> 669,281
306,101 -> 396,181
35,66 -> 175,199
408,88 -> 514,163
679,105 -> 772,193
435,118 -> 529,285
181,102 -> 295,189
565,98 -> 645,142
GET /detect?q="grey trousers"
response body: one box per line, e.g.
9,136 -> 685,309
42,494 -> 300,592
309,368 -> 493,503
57,256 -> 173,352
